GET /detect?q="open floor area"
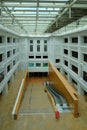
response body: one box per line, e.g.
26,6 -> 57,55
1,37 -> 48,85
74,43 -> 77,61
0,71 -> 87,130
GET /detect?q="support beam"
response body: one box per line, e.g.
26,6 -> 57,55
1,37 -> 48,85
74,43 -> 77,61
46,0 -> 78,32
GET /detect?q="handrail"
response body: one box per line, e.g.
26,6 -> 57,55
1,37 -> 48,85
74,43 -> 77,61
12,71 -> 27,120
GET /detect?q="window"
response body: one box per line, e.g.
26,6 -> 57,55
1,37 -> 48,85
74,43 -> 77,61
7,37 -> 11,43
64,71 -> 67,76
37,44 -> 40,52
7,65 -> 10,73
0,54 -> 3,62
55,59 -> 60,63
13,49 -> 16,54
64,60 -> 68,66
72,79 -> 77,85
83,71 -> 87,82
13,60 -> 15,65
30,40 -> 33,43
84,54 -> 87,62
37,40 -> 40,43
43,63 -> 48,67
72,37 -> 78,43
28,63 -> 34,67
72,51 -> 78,58
72,65 -> 78,74
44,40 -> 47,43
43,55 -> 48,58
0,36 -> 2,43
57,68 -> 60,71
36,56 -> 41,58
36,63 -> 41,67
7,51 -> 10,58
64,49 -> 68,55
84,36 -> 87,43
29,56 -> 34,58
44,44 -> 47,52
30,44 -> 33,52
13,38 -> 16,43
64,38 -> 68,43
0,72 -> 4,82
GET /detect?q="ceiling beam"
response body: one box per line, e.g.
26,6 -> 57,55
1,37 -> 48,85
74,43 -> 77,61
45,0 -> 78,32
2,2 -> 87,8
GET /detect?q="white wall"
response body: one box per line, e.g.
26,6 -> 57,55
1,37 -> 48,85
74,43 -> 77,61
19,37 -> 28,70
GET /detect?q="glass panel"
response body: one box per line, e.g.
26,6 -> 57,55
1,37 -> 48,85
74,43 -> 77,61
28,63 -> 34,67
44,44 -> 47,52
36,63 -> 41,67
30,45 -> 33,52
43,63 -> 48,67
37,45 -> 40,52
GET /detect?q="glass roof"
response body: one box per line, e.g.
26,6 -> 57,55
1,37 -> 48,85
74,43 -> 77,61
0,0 -> 87,34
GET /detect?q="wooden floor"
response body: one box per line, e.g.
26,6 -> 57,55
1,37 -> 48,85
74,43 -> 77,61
0,71 -> 87,130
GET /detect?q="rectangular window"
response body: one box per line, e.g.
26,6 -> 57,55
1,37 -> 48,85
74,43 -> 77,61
36,56 -> 41,58
7,65 -> 10,73
44,40 -> 47,43
72,37 -> 78,43
84,54 -> 87,62
0,36 -> 2,43
72,51 -> 78,58
43,63 -> 48,67
37,44 -> 40,52
72,65 -> 78,74
57,68 -> 60,71
7,51 -> 10,58
30,40 -> 33,43
36,63 -> 41,67
84,36 -> 87,43
13,60 -> 15,65
13,38 -> 16,43
64,49 -> 68,55
28,63 -> 34,67
44,44 -> 47,52
55,59 -> 60,63
64,38 -> 68,43
29,56 -> 34,59
0,72 -> 4,82
64,60 -> 68,66
30,44 -> 33,52
43,56 -> 48,58
7,37 -> 11,43
13,49 -> 16,54
72,79 -> 77,85
37,40 -> 40,43
83,71 -> 87,82
0,54 -> 3,62
64,71 -> 67,76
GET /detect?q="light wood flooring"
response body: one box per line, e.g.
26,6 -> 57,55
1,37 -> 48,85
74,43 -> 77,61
0,71 -> 87,130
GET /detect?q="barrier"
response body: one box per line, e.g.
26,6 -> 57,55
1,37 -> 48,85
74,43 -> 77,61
49,62 -> 78,118
12,71 -> 27,120
45,87 -> 60,119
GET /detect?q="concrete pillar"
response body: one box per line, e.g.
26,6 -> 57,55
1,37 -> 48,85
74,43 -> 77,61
15,68 -> 18,75
67,74 -> 71,82
10,75 -> 14,82
3,83 -> 8,94
78,84 -> 84,96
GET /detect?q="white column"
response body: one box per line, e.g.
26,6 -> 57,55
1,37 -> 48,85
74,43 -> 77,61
67,73 -> 71,82
10,75 -> 14,82
78,83 -> 84,95
3,83 -> 8,94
